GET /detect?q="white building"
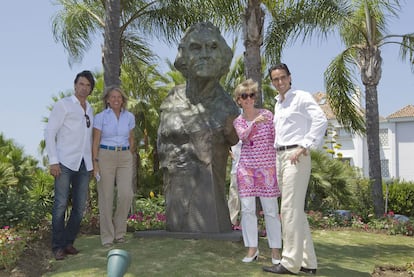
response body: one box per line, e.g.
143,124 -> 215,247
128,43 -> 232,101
314,92 -> 414,182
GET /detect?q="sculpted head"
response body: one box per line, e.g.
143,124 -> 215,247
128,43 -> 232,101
174,22 -> 233,80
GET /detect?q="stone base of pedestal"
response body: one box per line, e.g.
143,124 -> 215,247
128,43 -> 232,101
133,229 -> 243,241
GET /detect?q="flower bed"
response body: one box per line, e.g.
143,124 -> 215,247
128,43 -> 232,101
127,193 -> 166,231
0,226 -> 26,271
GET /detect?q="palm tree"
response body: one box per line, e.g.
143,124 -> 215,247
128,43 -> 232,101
325,0 -> 413,217
267,0 -> 414,216
51,0 -> 203,84
242,0 -> 265,107
103,0 -> 121,87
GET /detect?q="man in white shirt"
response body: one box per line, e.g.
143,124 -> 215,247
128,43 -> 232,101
44,70 -> 95,260
263,63 -> 327,275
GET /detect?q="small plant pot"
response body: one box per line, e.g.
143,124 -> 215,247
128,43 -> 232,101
107,249 -> 131,277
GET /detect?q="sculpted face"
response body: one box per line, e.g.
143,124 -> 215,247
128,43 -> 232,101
186,31 -> 222,79
174,22 -> 232,80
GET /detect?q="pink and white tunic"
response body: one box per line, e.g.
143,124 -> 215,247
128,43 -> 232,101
233,109 -> 280,198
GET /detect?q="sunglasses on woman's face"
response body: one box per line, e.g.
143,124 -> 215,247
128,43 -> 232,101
240,93 -> 256,100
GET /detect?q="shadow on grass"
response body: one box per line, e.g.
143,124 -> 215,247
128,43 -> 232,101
44,230 -> 414,277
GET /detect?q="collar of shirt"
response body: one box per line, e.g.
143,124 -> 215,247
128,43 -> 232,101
275,87 -> 296,103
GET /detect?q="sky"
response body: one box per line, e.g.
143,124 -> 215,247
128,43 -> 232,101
1,1 -> 413,162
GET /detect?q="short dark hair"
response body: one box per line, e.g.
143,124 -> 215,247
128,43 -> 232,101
268,63 -> 291,79
74,70 -> 95,92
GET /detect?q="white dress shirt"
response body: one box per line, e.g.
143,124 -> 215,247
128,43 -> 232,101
273,88 -> 327,149
44,95 -> 94,171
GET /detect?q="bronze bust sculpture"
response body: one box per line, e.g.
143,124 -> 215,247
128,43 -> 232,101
157,22 -> 240,233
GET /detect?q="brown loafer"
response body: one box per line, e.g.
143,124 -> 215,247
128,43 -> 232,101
115,237 -> 125,243
54,249 -> 66,260
64,245 -> 79,255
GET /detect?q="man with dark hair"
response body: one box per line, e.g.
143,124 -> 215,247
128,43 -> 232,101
44,70 -> 95,260
263,63 -> 327,275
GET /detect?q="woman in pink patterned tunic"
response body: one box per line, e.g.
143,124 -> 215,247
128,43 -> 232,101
233,79 -> 282,265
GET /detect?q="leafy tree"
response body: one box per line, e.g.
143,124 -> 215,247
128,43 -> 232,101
304,1 -> 412,216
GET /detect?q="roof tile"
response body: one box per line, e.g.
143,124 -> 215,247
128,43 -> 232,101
387,105 -> 414,119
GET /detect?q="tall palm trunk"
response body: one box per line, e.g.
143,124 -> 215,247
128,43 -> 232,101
103,0 -> 121,88
243,0 -> 264,107
360,46 -> 384,216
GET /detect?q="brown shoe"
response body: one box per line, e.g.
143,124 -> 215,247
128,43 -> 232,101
64,245 -> 79,255
54,249 -> 66,260
115,237 -> 125,243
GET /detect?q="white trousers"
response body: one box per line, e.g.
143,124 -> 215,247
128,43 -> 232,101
228,173 -> 240,225
240,196 -> 282,249
277,148 -> 317,273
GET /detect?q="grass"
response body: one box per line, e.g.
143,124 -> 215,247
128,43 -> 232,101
44,230 -> 414,276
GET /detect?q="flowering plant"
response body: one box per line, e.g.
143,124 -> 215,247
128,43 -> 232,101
128,212 -> 166,231
306,210 -> 413,237
0,226 -> 26,271
127,193 -> 166,231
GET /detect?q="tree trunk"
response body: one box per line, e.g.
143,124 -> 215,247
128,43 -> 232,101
243,0 -> 264,107
103,0 -> 121,89
360,46 -> 384,217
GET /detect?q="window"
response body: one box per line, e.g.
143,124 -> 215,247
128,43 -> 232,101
336,127 -> 351,138
381,159 -> 390,178
379,129 -> 388,147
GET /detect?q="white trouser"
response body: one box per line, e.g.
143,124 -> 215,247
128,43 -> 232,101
240,196 -> 282,249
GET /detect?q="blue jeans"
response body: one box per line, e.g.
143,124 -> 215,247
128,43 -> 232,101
52,160 -> 90,252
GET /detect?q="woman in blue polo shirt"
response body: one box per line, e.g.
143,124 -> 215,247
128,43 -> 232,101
92,86 -> 135,247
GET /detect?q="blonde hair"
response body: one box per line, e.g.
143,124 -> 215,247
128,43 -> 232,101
102,86 -> 128,109
234,79 -> 258,104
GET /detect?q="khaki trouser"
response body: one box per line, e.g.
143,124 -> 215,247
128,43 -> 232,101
277,148 -> 317,273
228,173 -> 240,225
97,149 -> 133,245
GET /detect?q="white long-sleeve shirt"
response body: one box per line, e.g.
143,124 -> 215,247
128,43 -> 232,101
274,88 -> 327,149
44,95 -> 94,171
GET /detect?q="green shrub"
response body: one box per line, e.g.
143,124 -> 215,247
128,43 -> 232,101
385,181 -> 414,217
349,178 -> 374,222
307,150 -> 359,212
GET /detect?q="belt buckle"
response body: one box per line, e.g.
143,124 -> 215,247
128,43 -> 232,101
115,146 -> 121,151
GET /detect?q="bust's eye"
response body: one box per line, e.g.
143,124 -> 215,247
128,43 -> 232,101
189,44 -> 201,51
210,42 -> 218,49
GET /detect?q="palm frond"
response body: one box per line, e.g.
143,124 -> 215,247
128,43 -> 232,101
325,48 -> 366,134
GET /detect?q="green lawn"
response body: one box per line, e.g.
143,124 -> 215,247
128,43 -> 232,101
44,230 -> 414,276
